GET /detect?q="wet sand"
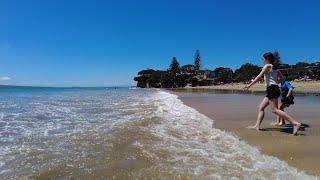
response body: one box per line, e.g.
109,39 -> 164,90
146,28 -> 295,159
173,90 -> 320,176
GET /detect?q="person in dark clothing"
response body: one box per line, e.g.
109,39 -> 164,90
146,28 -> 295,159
244,52 -> 301,135
273,75 -> 295,126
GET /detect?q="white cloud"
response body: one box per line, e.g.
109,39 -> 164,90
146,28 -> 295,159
0,76 -> 11,81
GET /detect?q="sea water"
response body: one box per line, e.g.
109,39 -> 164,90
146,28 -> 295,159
0,86 -> 317,179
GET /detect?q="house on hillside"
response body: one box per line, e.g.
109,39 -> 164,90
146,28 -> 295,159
278,61 -> 320,80
197,70 -> 214,79
278,63 -> 290,75
181,64 -> 195,75
207,71 -> 216,80
197,70 -> 206,79
278,63 -> 298,75
305,63 -> 320,71
305,63 -> 320,79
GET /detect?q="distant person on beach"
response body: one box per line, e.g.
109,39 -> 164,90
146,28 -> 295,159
272,74 -> 295,126
244,52 -> 301,135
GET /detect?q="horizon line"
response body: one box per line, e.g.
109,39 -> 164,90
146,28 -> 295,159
0,84 -> 135,88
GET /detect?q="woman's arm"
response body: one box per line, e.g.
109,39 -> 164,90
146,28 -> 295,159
244,65 -> 270,90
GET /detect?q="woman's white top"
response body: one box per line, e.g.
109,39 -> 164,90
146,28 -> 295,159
264,64 -> 278,87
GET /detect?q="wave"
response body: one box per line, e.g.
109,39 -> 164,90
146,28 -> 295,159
144,90 -> 317,179
0,88 -> 317,179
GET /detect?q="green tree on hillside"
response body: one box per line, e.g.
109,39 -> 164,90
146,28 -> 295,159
134,69 -> 165,88
169,57 -> 181,75
293,62 -> 310,78
233,63 -> 261,83
194,50 -> 201,73
167,57 -> 181,88
160,72 -> 175,88
213,67 -> 233,84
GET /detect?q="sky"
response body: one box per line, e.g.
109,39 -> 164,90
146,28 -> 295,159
0,0 -> 319,87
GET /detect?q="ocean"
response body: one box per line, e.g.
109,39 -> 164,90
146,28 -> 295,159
0,86 -> 316,179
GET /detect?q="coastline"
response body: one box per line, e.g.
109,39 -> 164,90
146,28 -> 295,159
170,89 -> 320,176
181,81 -> 320,95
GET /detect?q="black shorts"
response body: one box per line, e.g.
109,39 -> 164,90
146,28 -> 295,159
266,85 -> 281,99
281,96 -> 295,105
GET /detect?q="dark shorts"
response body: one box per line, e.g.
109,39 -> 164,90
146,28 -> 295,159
266,85 -> 281,99
281,96 -> 295,105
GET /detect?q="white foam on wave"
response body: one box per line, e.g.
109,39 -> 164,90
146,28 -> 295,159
0,113 -> 4,120
147,90 -> 318,179
0,88 -> 318,179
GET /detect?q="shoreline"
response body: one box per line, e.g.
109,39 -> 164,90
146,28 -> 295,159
177,81 -> 320,96
171,89 -> 320,176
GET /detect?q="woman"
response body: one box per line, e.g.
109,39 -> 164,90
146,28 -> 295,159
244,52 -> 301,135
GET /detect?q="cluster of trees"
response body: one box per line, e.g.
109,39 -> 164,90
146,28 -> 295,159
233,63 -> 261,83
134,50 -> 202,88
134,50 -> 261,88
285,61 -> 320,80
134,51 -> 320,88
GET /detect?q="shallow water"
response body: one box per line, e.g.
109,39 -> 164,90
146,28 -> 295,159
0,87 -> 317,179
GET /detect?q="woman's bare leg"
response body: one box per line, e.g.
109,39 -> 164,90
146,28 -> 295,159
248,97 -> 269,130
268,98 -> 301,135
278,104 -> 286,125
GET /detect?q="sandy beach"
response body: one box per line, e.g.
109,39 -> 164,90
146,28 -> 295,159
172,89 -> 320,176
184,81 -> 320,95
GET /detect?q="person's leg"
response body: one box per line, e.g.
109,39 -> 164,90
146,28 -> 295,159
278,104 -> 286,125
268,98 -> 301,135
248,97 -> 269,130
273,103 -> 284,125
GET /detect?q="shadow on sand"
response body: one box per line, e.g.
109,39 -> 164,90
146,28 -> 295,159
260,123 -> 309,135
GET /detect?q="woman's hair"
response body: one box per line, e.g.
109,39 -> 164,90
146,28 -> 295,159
263,52 -> 281,69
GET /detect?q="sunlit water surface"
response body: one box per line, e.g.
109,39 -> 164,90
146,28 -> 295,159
0,87 -> 316,179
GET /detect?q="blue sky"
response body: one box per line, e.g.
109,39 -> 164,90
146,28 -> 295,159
0,0 -> 319,87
